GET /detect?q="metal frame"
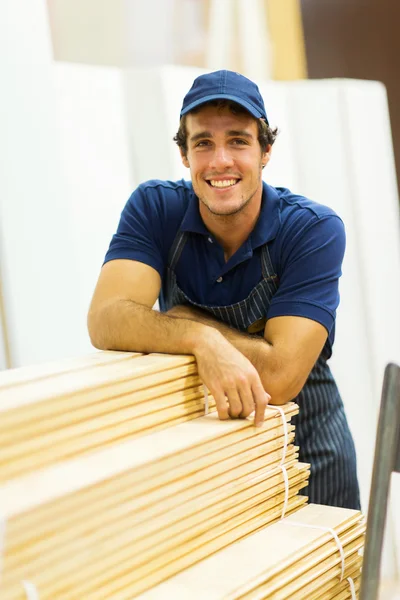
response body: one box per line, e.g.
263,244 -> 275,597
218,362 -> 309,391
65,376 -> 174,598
360,363 -> 400,600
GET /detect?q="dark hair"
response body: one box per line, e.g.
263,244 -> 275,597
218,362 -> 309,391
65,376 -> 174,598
173,99 -> 278,156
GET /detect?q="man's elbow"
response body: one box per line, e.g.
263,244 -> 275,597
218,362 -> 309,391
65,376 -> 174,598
261,374 -> 305,406
87,308 -> 110,350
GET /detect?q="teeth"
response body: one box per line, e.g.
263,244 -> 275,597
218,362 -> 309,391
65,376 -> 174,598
209,179 -> 237,188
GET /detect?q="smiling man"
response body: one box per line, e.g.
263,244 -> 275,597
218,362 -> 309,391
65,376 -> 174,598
88,70 -> 360,510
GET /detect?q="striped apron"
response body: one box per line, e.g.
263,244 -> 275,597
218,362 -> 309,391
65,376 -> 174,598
163,231 -> 361,510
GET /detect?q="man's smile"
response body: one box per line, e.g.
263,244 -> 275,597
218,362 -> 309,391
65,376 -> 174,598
206,178 -> 241,189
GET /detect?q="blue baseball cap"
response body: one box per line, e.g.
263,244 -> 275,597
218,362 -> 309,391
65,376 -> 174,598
180,70 -> 269,124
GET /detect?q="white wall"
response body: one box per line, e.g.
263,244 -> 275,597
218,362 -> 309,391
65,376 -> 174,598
0,0 -> 135,367
276,80 -> 379,503
48,0 -> 177,67
279,79 -> 400,577
0,0 -> 79,366
342,83 -> 400,571
53,63 -> 135,355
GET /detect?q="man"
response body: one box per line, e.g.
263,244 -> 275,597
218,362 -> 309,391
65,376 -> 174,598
88,70 -> 360,510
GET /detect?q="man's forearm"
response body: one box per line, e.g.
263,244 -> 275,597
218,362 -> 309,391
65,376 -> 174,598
166,305 -> 299,404
180,310 -> 270,371
88,299 -> 221,356
217,324 -> 277,390
88,298 -> 274,425
166,304 -> 266,359
88,301 -> 301,404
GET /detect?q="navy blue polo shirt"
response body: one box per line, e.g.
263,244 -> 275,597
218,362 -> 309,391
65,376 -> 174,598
104,179 -> 346,352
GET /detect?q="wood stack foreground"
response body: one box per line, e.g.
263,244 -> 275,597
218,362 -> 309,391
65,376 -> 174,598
141,503 -> 365,600
0,351 -> 363,599
0,350 -> 215,482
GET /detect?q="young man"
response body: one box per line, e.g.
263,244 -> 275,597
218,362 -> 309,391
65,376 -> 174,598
88,70 -> 360,509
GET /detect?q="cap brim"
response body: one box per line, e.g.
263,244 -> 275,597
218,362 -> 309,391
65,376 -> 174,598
180,93 -> 266,120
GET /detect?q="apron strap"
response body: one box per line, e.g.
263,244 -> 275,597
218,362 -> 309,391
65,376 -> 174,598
261,243 -> 278,286
167,230 -> 188,271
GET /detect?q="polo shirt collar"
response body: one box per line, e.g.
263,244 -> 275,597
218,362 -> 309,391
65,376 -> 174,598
180,181 -> 281,248
180,189 -> 209,235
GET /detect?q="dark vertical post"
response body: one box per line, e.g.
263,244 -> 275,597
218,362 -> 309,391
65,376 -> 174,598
360,363 -> 400,600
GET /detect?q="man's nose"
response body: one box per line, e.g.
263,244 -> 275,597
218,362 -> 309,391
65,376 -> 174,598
209,146 -> 234,170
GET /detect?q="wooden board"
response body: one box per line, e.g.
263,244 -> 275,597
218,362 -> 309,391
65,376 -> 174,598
0,365 -> 201,431
138,504 -> 363,600
0,351 -> 330,600
0,405 -> 297,518
0,372 -> 203,440
2,497 -> 308,600
0,389 -> 216,481
0,397 -> 305,598
0,352 -> 228,480
0,353 -> 196,413
0,350 -> 140,389
241,542 -> 363,598
3,442 -> 300,574
5,462 -> 306,574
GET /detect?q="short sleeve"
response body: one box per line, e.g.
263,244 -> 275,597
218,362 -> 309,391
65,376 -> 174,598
103,184 -> 166,277
267,215 -> 346,334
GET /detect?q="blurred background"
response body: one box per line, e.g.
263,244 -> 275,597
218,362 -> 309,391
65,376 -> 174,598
2,0 -> 400,368
1,0 -> 400,588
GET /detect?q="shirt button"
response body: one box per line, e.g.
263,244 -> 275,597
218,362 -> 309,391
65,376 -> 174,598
216,276 -> 223,283
208,236 -> 213,243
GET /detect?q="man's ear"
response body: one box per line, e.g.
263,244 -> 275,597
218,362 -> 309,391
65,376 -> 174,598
180,148 -> 190,169
262,144 -> 272,168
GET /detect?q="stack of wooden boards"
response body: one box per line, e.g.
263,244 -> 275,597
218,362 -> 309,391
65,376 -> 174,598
0,351 -> 363,599
0,350 -> 215,481
141,503 -> 365,600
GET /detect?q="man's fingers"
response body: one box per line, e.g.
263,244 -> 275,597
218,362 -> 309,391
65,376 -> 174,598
254,396 -> 268,427
238,385 -> 255,418
252,381 -> 270,427
213,390 -> 230,421
226,389 -> 242,418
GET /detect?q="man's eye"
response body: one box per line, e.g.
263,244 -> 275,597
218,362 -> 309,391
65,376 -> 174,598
196,140 -> 211,147
232,138 -> 248,145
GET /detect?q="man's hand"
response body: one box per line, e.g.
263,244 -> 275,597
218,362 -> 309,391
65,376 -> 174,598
192,329 -> 270,427
167,304 -> 327,406
168,304 -> 270,425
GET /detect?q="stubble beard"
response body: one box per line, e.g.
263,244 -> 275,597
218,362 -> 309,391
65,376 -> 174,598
195,168 -> 263,219
199,190 -> 255,218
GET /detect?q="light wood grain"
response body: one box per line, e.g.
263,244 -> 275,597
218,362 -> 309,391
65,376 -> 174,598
0,406 -> 297,518
139,504 -> 363,600
3,351 -> 357,600
0,365 -> 200,432
0,353 -> 196,412
0,350 -> 140,389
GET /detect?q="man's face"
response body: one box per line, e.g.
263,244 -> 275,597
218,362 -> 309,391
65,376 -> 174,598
181,104 -> 271,217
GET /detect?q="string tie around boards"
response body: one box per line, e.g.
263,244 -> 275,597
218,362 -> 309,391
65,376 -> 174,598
22,580 -> 40,600
282,521 -> 357,598
268,405 -> 289,519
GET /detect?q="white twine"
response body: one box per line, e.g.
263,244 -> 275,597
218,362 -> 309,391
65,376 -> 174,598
266,406 -> 290,519
22,580 -> 39,600
347,576 -> 357,600
279,465 -> 289,519
203,385 -> 209,415
270,406 -> 288,466
283,521 -> 345,582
